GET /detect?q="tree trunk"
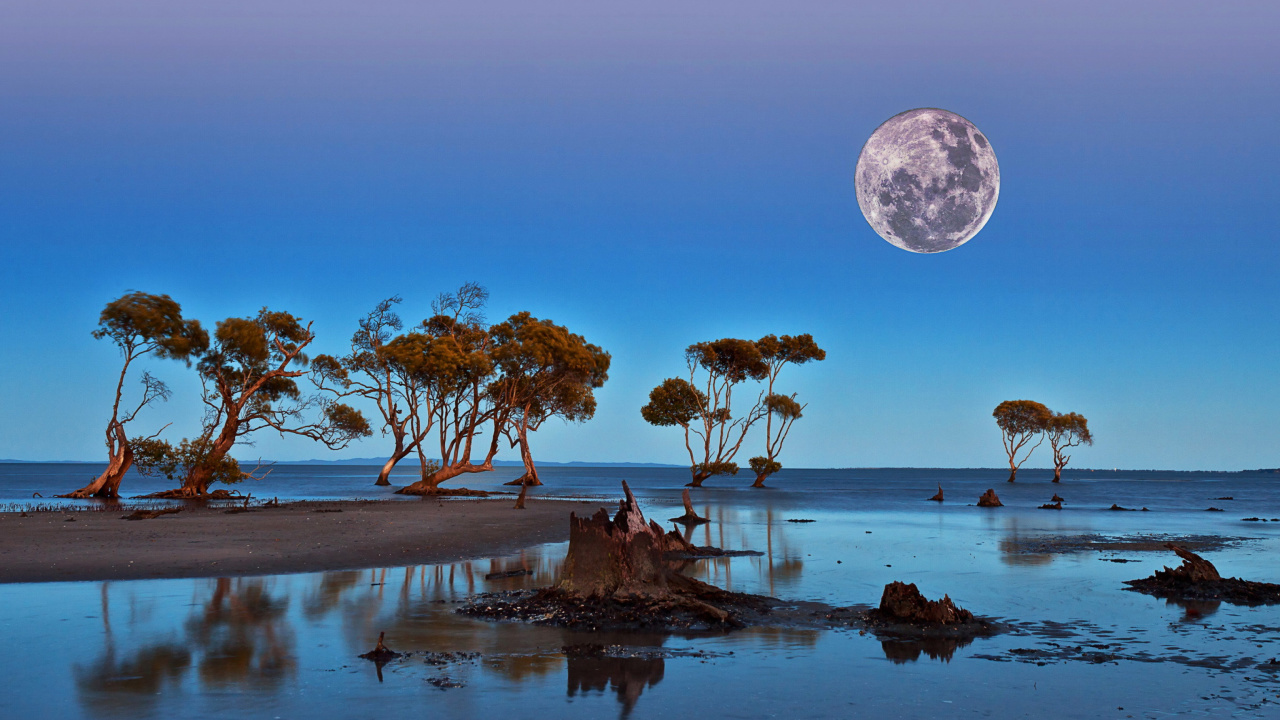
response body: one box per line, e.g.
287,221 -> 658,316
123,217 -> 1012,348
376,448 -> 411,487
751,472 -> 770,488
60,423 -> 132,499
1052,465 -> 1062,483
503,437 -> 543,486
395,463 -> 482,495
686,470 -> 711,488
670,489 -> 708,525
514,483 -> 528,510
1007,466 -> 1017,483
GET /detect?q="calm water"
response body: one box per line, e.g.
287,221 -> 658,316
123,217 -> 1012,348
2,465 -> 1280,718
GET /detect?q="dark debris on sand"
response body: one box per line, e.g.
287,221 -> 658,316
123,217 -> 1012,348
1124,544 -> 1280,606
458,587 -> 777,632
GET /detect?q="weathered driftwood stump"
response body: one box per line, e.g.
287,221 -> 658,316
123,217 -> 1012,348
669,489 -> 708,525
1124,544 -> 1280,606
928,485 -> 944,502
875,581 -> 974,625
1038,501 -> 1062,510
558,481 -> 711,598
1051,493 -> 1064,503
977,489 -> 1002,507
513,483 -> 528,510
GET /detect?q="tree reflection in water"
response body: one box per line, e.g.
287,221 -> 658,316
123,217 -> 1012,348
879,635 -> 974,664
567,654 -> 664,719
75,577 -> 295,715
188,577 -> 295,688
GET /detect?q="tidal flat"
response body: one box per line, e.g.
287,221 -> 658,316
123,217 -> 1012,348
1,466 -> 1279,718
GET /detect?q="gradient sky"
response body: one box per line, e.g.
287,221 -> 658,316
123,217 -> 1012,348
1,0 -> 1277,470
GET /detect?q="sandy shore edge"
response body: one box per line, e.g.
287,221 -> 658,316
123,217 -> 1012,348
0,498 -> 599,584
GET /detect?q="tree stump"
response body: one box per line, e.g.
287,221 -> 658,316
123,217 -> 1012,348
1051,493 -> 1064,503
669,489 -> 708,525
876,581 -> 974,625
928,485 -> 944,502
514,483 -> 528,510
359,632 -> 401,662
1163,544 -> 1222,583
977,489 -> 1002,507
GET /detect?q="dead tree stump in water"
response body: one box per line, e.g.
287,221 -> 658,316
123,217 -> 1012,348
359,632 -> 401,662
1163,544 -> 1222,583
977,489 -> 1003,507
669,489 -> 708,525
877,581 -> 974,625
514,483 -> 528,510
928,485 -> 944,502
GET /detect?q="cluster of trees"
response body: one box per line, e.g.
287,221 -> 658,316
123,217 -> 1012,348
992,400 -> 1093,483
640,335 -> 826,488
65,285 -> 610,498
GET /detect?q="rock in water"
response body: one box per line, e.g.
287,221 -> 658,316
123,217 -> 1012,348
877,581 -> 974,625
977,489 -> 1003,507
1038,501 -> 1062,510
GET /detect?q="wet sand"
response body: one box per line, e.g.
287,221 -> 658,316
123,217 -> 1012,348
0,498 -> 594,584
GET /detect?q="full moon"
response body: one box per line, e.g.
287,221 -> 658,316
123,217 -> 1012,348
855,108 -> 1000,253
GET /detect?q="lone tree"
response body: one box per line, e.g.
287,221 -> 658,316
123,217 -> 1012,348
1046,411 -> 1092,483
60,292 -> 207,499
140,308 -> 370,497
489,312 -> 610,487
642,338 -> 769,487
747,334 -> 826,487
312,297 -> 432,486
993,400 -> 1051,482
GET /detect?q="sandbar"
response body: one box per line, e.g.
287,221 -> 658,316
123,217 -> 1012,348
0,498 -> 595,584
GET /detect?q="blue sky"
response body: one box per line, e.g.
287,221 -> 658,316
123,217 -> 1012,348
1,0 -> 1277,470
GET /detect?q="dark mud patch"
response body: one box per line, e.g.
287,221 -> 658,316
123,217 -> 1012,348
1001,533 -> 1248,557
458,587 -> 778,632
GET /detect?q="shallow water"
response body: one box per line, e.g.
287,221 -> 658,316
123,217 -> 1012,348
2,467 -> 1280,718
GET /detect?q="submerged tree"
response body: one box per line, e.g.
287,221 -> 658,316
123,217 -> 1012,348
60,292 -> 207,499
642,338 -> 769,487
747,334 -> 826,488
312,297 -> 431,486
488,312 -> 610,486
992,400 -> 1051,482
748,394 -> 803,488
140,308 -> 370,497
1046,411 -> 1092,483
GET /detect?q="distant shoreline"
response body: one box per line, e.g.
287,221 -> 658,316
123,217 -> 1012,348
0,498 -> 594,585
2,460 -> 1276,474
